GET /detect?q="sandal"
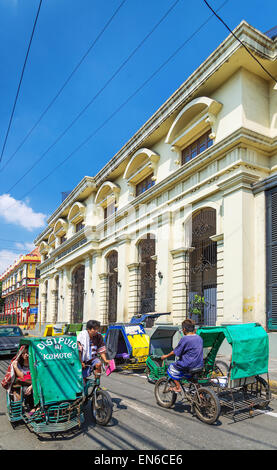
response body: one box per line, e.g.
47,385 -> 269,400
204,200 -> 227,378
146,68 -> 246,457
168,387 -> 182,393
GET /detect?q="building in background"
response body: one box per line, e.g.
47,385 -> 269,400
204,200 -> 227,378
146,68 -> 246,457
35,21 -> 277,330
0,248 -> 41,325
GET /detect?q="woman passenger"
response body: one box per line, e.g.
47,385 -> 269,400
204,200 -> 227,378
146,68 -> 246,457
12,346 -> 35,414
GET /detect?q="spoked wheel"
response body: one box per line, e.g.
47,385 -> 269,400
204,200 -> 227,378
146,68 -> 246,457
193,387 -> 221,425
248,376 -> 271,410
91,390 -> 113,426
154,377 -> 177,408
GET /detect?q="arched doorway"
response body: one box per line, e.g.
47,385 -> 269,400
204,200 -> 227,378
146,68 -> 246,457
189,208 -> 217,325
138,234 -> 156,314
72,265 -> 85,323
107,251 -> 118,324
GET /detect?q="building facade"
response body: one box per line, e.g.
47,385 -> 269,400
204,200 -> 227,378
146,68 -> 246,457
35,22 -> 277,330
0,248 -> 41,324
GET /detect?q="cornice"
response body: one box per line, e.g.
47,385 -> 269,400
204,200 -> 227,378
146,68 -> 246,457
93,21 -> 276,185
252,172 -> 277,194
47,176 -> 96,225
34,177 -> 96,246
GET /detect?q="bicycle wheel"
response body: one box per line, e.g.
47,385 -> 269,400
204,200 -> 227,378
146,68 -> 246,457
252,376 -> 271,409
193,387 -> 221,424
154,377 -> 177,408
91,389 -> 113,426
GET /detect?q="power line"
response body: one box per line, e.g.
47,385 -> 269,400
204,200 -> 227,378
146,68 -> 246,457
4,0 -> 181,195
4,0 -> 229,211
0,0 -> 127,173
0,0 -> 43,167
203,0 -> 277,83
0,238 -> 33,244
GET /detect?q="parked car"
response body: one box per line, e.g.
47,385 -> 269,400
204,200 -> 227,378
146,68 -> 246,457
0,326 -> 26,356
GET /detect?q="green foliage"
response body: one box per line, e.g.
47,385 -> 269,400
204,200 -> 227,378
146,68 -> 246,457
189,294 -> 206,316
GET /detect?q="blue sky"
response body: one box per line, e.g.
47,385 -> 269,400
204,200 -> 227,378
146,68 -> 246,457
0,0 -> 276,274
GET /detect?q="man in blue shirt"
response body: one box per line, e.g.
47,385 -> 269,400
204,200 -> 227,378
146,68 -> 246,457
161,319 -> 203,392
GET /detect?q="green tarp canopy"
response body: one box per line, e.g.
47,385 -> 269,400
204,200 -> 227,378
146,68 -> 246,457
197,323 -> 269,380
20,336 -> 83,407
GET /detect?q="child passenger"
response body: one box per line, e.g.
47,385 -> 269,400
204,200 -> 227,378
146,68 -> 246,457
161,319 -> 203,393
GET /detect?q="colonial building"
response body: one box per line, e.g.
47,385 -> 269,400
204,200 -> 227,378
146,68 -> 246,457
0,248 -> 41,324
35,21 -> 277,330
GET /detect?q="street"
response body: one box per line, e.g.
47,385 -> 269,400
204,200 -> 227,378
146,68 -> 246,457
1,356 -> 277,450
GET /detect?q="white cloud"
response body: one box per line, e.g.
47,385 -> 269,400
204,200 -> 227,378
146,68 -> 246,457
0,249 -> 20,277
0,194 -> 47,231
15,242 -> 35,252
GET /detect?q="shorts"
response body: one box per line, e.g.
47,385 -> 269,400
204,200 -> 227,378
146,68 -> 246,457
82,357 -> 101,378
167,363 -> 189,381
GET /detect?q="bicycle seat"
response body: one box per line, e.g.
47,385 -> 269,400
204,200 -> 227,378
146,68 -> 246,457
189,367 -> 203,374
187,367 -> 203,383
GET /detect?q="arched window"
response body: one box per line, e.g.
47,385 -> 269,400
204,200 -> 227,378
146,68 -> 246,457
107,251 -> 118,324
138,234 -> 156,314
188,208 -> 217,326
53,218 -> 68,245
68,202 -> 86,231
71,265 -> 85,323
123,148 -> 159,197
165,96 -> 222,162
95,181 -> 120,220
48,232 -> 56,250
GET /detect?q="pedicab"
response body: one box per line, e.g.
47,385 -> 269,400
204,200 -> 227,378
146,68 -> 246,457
104,313 -> 170,370
197,322 -> 271,419
153,322 -> 271,424
145,324 -> 228,383
5,335 -> 113,435
145,324 -> 180,382
105,323 -> 149,370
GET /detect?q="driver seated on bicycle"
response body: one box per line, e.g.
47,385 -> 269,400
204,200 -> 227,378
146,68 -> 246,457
77,320 -> 110,382
161,319 -> 203,393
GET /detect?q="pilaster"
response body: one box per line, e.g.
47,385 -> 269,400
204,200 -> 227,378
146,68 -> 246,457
170,247 -> 193,324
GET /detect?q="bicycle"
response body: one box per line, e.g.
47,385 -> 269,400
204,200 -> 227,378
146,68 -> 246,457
83,367 -> 113,426
154,366 -> 221,425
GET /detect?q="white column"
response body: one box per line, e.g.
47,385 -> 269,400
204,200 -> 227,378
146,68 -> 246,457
91,251 -> 102,321
210,233 -> 224,325
221,174 -> 258,323
64,267 -> 73,323
170,248 -> 192,325
153,211 -> 172,319
98,273 -> 108,325
127,263 -> 140,320
83,255 -> 92,323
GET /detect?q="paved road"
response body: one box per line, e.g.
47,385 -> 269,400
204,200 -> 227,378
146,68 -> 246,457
1,356 -> 277,450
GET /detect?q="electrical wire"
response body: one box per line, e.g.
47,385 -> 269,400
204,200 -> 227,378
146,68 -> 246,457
3,0 -> 181,194
203,0 -> 277,83
3,0 -> 229,212
0,0 -> 127,173
0,0 -> 43,167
